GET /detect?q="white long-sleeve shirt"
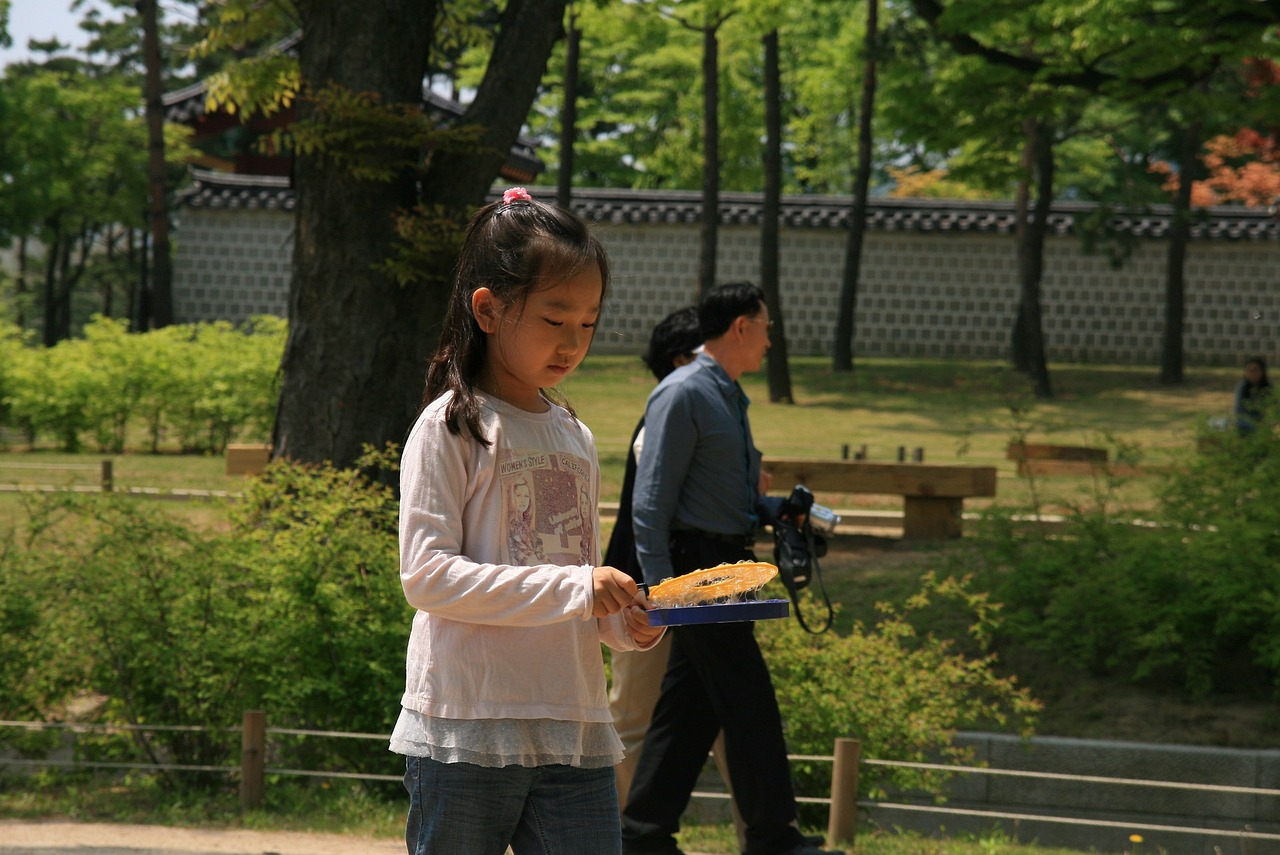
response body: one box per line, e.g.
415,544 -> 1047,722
390,391 -> 657,768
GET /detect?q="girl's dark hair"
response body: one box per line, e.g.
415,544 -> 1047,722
1246,356 -> 1271,389
422,194 -> 611,444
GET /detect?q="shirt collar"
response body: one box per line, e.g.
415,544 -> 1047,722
695,352 -> 748,406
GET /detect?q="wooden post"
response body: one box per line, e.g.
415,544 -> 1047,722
827,737 -> 861,847
240,709 -> 265,809
912,447 -> 924,463
100,460 -> 113,492
841,444 -> 850,460
897,446 -> 906,462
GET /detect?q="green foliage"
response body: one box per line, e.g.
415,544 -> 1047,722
226,447 -> 407,770
0,61 -> 195,341
970,403 -> 1280,698
0,317 -> 284,453
289,83 -> 448,182
0,448 -> 407,782
3,340 -> 93,451
760,574 -> 1040,805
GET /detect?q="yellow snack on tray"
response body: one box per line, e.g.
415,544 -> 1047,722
646,561 -> 779,608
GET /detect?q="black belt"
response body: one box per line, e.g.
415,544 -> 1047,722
671,527 -> 756,549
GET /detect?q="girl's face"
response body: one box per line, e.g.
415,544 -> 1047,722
1245,361 -> 1264,385
473,265 -> 603,412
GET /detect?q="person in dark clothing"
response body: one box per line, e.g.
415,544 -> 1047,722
1234,356 -> 1272,437
621,283 -> 843,855
607,306 -> 703,809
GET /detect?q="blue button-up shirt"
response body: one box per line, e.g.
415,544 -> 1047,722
631,353 -> 762,585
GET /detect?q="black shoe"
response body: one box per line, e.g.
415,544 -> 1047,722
802,834 -> 827,848
622,843 -> 686,855
782,844 -> 846,855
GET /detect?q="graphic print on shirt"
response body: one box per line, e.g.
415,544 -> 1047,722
500,448 -> 595,566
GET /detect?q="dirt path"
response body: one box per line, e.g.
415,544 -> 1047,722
0,820 -> 403,855
0,820 -> 718,855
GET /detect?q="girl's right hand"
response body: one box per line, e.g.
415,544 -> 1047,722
591,566 -> 639,617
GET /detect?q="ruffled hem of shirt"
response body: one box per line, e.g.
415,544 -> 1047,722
388,708 -> 623,769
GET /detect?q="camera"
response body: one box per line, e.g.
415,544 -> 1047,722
777,484 -> 841,534
765,484 -> 839,591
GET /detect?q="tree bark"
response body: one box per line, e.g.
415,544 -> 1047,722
833,0 -> 878,372
557,8 -> 580,209
1160,118 -> 1200,385
15,236 -> 28,328
1010,125 -> 1033,373
1017,117 -> 1053,399
697,22 -> 721,299
42,229 -> 59,347
761,30 -> 792,404
274,0 -> 569,468
140,0 -> 173,328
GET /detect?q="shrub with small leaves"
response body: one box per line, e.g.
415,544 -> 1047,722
0,448 -> 407,785
971,406 -> 1280,698
760,573 -> 1040,808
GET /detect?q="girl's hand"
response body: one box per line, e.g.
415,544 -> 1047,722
591,566 -> 639,617
622,592 -> 663,646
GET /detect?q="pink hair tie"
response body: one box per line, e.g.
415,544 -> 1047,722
503,187 -> 534,204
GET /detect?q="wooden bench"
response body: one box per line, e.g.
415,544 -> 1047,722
1006,442 -> 1108,476
762,457 -> 997,540
226,443 -> 272,476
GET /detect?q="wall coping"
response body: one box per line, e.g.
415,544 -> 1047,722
177,169 -> 1280,241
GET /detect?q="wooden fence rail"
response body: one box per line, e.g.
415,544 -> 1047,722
5,717 -> 1280,851
0,459 -> 113,490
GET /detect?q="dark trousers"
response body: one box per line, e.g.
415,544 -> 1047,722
621,534 -> 804,855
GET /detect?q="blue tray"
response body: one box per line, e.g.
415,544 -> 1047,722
647,598 -> 790,627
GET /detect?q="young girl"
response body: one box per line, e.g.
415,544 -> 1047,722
391,187 -> 664,855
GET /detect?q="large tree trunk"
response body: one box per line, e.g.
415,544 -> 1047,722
273,0 -> 439,468
140,0 -> 173,328
760,29 -> 792,404
696,22 -> 721,298
274,0 -> 568,468
833,0 -> 877,372
1160,118 -> 1200,385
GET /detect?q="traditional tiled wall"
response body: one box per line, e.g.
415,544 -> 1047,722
172,205 -> 1280,367
172,209 -> 293,323
593,222 -> 1279,366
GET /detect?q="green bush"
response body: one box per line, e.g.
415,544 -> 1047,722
5,341 -> 95,451
971,407 -> 1280,698
0,324 -> 30,438
0,316 -> 285,453
0,448 -> 406,783
158,318 -> 285,453
760,573 -> 1040,806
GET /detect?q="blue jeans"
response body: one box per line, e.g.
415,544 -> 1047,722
404,755 -> 622,855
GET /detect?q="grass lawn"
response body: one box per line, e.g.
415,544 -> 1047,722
563,354 -> 1238,516
1,355 -> 1239,534
2,355 -> 1238,502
